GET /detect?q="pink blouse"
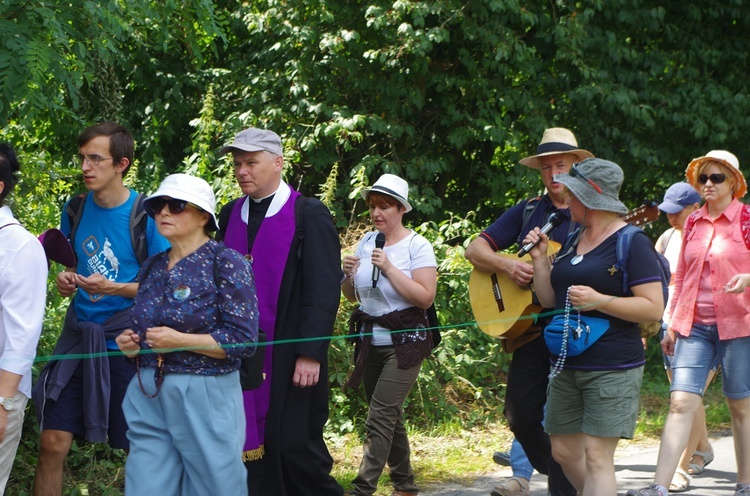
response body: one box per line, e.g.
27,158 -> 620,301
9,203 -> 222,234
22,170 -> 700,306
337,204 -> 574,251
669,199 -> 750,339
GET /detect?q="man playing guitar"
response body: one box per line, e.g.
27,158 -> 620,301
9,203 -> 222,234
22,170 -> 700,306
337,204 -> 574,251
465,127 -> 592,496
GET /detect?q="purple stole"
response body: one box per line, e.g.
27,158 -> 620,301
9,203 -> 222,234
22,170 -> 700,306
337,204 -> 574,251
222,189 -> 300,460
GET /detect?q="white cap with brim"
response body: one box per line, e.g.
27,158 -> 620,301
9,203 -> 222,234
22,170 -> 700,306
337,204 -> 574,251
146,173 -> 218,231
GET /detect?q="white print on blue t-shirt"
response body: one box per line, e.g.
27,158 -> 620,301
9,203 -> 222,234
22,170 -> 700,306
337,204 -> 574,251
84,237 -> 121,297
59,190 -> 171,324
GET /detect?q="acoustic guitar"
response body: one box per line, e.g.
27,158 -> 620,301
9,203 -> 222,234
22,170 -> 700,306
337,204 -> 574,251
469,203 -> 659,338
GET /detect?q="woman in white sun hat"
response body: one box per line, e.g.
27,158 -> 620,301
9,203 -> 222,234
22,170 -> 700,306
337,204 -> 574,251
628,150 -> 750,496
116,173 -> 259,496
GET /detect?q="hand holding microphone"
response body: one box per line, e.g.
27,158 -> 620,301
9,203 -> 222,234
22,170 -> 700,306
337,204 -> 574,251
517,212 -> 564,257
372,232 -> 386,288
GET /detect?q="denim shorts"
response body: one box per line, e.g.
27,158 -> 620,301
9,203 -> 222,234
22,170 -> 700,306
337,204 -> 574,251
661,322 -> 719,372
671,323 -> 750,399
545,367 -> 643,439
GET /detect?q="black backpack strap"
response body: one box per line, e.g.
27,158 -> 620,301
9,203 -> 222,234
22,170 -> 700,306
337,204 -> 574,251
517,196 -> 541,246
294,195 -> 308,259
130,193 -> 149,265
66,192 -> 148,265
216,198 -> 241,243
65,193 -> 88,262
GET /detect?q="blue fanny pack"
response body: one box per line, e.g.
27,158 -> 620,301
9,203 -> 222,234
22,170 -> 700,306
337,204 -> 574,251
544,314 -> 610,357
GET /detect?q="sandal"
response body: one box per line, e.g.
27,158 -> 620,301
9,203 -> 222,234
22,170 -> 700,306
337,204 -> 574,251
669,468 -> 692,492
490,476 -> 530,496
688,445 -> 714,475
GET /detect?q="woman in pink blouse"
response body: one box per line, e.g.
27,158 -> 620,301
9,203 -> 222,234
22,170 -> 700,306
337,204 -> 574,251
628,150 -> 750,496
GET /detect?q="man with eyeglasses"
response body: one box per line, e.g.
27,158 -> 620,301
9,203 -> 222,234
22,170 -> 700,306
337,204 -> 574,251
465,128 -> 591,496
216,128 -> 343,496
32,122 -> 169,496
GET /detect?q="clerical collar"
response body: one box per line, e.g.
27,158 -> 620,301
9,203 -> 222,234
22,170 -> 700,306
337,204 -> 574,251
250,193 -> 274,204
241,181 -> 291,223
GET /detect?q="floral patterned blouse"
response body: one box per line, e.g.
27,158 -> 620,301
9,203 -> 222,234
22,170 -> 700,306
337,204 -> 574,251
131,240 -> 258,375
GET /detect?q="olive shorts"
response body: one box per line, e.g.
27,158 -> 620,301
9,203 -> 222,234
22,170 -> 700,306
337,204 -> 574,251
545,366 -> 643,439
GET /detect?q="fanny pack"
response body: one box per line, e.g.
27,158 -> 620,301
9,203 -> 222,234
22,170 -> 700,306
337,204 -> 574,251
544,313 -> 610,358
544,288 -> 611,379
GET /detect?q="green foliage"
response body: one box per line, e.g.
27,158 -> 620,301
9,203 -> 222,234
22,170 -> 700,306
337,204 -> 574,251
0,0 -> 743,490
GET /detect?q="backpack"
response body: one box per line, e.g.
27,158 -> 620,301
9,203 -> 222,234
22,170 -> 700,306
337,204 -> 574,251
516,196 -> 541,247
615,224 -> 671,312
558,224 -> 670,338
65,192 -> 149,265
406,233 -> 441,348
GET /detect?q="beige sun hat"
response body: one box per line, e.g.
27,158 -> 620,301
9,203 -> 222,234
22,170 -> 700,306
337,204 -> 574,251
519,127 -> 594,169
685,150 -> 747,199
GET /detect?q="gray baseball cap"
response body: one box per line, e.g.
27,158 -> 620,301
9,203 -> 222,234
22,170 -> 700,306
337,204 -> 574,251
218,128 -> 283,156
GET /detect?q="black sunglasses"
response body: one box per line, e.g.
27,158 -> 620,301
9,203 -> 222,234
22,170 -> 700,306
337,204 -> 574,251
145,197 -> 190,216
698,173 -> 726,184
569,164 -> 603,194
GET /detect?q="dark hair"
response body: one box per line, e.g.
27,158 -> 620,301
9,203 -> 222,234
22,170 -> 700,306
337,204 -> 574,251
78,122 -> 135,177
366,191 -> 405,211
0,143 -> 20,206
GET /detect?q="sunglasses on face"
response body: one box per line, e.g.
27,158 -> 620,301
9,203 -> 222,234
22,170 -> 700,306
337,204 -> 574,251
145,197 -> 191,216
698,173 -> 726,184
569,164 -> 603,194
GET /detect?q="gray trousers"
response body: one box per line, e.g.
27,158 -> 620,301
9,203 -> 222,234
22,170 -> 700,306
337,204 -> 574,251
350,345 -> 422,495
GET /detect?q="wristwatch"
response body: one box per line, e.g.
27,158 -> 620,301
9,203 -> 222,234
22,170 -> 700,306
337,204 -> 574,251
0,397 -> 14,411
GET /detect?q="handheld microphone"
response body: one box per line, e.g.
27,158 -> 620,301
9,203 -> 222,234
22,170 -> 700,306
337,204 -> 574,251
517,212 -> 564,257
372,232 -> 386,288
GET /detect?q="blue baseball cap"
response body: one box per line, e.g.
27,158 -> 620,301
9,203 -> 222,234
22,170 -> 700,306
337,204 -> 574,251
658,182 -> 701,214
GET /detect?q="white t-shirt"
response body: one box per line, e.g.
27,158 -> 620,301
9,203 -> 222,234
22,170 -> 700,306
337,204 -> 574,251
353,231 -> 436,346
655,227 -> 682,324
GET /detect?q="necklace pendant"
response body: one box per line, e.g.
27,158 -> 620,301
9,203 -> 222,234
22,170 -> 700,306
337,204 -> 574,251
570,254 -> 584,265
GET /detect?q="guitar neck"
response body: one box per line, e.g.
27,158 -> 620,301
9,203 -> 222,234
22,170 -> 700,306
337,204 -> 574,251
622,203 -> 659,227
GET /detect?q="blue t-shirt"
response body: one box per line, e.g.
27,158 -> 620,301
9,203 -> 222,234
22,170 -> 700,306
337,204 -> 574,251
60,190 -> 170,325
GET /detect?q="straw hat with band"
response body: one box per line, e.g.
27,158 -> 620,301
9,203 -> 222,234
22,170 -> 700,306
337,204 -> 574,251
360,173 -> 412,213
520,127 -> 594,169
685,150 -> 747,199
145,173 -> 219,231
554,157 -> 628,215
